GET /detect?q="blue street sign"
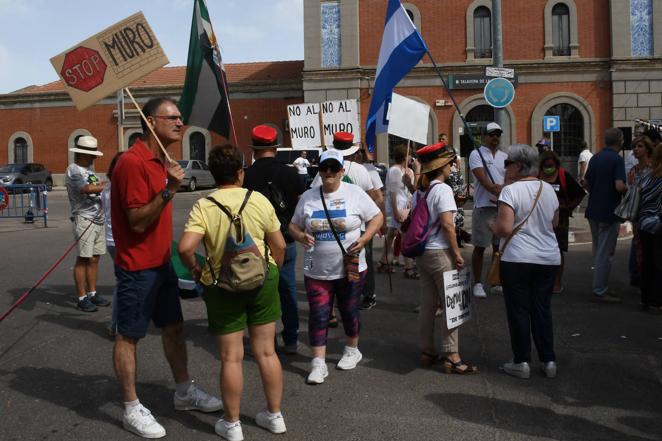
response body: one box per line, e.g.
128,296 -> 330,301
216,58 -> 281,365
483,77 -> 515,108
543,115 -> 560,132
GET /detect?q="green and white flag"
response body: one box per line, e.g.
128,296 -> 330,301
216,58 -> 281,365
179,0 -> 231,138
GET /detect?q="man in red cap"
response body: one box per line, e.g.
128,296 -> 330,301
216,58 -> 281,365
244,124 -> 305,354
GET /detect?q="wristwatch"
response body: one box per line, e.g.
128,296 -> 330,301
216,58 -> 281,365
161,187 -> 174,202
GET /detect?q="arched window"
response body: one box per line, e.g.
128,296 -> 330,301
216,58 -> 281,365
552,3 -> 570,56
466,105 -> 495,133
189,131 -> 206,162
473,7 -> 492,59
406,9 -> 414,22
13,137 -> 28,164
544,103 -> 584,157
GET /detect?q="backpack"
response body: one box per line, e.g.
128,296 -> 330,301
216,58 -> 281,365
401,183 -> 441,258
204,190 -> 268,295
263,181 -> 290,237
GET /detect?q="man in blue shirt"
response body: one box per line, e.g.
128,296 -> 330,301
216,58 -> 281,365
584,128 -> 628,303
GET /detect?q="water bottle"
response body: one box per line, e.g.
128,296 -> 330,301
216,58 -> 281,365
303,245 -> 315,271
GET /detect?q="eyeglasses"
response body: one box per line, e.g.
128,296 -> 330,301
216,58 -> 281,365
488,132 -> 502,138
152,115 -> 183,121
319,163 -> 342,173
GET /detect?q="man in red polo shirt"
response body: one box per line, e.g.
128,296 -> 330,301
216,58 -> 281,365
111,97 -> 221,439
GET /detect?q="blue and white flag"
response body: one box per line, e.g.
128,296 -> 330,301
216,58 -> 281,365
365,0 -> 428,152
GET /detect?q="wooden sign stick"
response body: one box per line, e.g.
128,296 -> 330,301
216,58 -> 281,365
124,87 -> 173,163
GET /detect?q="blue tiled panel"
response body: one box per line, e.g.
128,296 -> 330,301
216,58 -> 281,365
631,0 -> 653,56
321,2 -> 341,67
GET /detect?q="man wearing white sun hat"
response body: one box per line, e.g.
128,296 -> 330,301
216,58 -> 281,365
65,135 -> 110,313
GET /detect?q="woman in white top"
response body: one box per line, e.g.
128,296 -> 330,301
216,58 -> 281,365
491,145 -> 560,380
414,142 -> 477,375
380,143 -> 418,278
290,149 -> 383,385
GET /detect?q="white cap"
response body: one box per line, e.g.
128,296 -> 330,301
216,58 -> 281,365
486,122 -> 502,134
319,149 -> 344,167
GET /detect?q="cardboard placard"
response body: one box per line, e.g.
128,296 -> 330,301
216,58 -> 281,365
443,268 -> 471,330
387,93 -> 430,145
50,11 -> 169,111
287,99 -> 360,149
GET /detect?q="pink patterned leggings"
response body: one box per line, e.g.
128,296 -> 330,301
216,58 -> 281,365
304,271 -> 366,347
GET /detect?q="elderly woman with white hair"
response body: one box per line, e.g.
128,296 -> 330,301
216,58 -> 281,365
490,145 -> 560,380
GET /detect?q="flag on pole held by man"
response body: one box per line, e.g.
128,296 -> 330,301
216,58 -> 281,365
365,0 -> 428,152
179,0 -> 231,138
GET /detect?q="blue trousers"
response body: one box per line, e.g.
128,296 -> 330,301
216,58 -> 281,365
588,220 -> 620,295
279,242 -> 299,346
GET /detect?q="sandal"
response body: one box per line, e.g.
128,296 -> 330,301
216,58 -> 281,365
377,260 -> 395,273
441,357 -> 479,375
420,351 -> 443,368
403,268 -> 420,279
329,314 -> 339,328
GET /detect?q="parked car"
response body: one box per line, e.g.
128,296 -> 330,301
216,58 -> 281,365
0,163 -> 53,191
177,160 -> 215,192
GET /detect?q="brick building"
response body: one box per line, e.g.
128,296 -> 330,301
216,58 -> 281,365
304,0 -> 662,168
1,0 -> 661,183
0,61 -> 303,185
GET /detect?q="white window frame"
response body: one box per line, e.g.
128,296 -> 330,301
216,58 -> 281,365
544,0 -> 579,59
466,0 -> 493,63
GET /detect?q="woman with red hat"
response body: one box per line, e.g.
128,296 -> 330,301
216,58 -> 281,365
414,142 -> 478,375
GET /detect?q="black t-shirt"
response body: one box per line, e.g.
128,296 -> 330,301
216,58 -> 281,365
244,157 -> 304,242
548,168 -> 585,225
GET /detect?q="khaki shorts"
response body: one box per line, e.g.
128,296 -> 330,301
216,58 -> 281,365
72,216 -> 106,258
471,206 -> 498,249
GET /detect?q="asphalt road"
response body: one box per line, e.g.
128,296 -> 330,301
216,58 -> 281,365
1,190 -> 661,441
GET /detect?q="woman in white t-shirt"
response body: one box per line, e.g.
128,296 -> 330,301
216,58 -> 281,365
413,142 -> 478,375
290,149 -> 383,385
491,145 -> 560,380
380,143 -> 418,278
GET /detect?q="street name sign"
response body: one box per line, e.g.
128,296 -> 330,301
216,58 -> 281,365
485,66 -> 515,79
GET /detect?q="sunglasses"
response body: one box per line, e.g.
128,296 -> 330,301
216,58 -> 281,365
152,115 -> 183,121
319,163 -> 342,173
488,132 -> 502,138
504,159 -> 515,167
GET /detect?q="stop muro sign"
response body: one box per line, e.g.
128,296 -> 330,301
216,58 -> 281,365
60,46 -> 107,92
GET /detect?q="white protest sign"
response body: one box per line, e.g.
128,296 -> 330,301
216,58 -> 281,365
320,100 -> 360,147
387,93 -> 430,145
288,99 -> 361,149
443,268 -> 471,330
287,103 -> 322,149
50,12 -> 169,111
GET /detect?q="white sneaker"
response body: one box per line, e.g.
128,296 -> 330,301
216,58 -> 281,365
542,361 -> 557,378
473,283 -> 487,299
255,410 -> 287,434
491,285 -> 503,295
336,347 -> 363,370
174,383 -> 223,412
123,404 -> 166,439
502,361 -> 531,379
215,418 -> 243,441
306,360 -> 329,384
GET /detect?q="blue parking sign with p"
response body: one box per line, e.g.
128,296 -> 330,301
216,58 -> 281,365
544,116 -> 560,132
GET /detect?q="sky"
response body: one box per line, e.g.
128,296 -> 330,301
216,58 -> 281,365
0,0 -> 304,94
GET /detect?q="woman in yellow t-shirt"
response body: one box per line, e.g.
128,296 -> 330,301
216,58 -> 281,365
178,144 -> 286,440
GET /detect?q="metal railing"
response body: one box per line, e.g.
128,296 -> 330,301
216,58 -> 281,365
0,184 -> 48,227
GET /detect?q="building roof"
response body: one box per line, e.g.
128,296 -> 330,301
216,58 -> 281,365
14,60 -> 304,94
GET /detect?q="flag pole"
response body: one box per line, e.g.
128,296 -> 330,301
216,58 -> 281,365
124,87 -> 173,163
424,50 -> 477,148
220,73 -> 239,147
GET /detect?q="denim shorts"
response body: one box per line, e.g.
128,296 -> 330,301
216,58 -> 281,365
113,262 -> 183,339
